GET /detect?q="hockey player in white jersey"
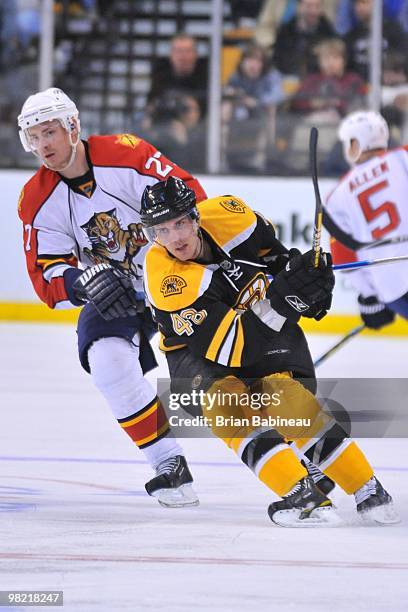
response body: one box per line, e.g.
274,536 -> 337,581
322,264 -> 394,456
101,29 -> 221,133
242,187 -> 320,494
17,87 -> 208,508
324,110 -> 408,328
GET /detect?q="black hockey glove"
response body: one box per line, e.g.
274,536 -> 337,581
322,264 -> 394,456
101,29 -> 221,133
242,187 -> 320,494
261,252 -> 290,276
358,295 -> 395,330
73,263 -> 144,321
267,248 -> 335,323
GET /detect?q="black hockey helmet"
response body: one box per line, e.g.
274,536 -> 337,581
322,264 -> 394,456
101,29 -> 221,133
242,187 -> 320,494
141,176 -> 198,228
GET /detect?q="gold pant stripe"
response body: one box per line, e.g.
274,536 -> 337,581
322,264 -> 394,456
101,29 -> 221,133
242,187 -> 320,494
258,447 -> 308,497
254,443 -> 290,476
322,441 -> 374,494
318,438 -> 352,472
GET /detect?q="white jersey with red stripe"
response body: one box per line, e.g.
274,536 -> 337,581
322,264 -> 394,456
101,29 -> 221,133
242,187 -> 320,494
18,134 -> 206,309
325,146 -> 408,303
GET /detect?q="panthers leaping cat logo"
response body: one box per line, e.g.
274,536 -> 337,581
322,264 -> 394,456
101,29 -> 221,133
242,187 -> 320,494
81,209 -> 147,277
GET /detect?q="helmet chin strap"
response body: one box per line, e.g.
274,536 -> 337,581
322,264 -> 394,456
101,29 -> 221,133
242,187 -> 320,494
195,230 -> 204,259
344,140 -> 362,166
194,228 -> 212,262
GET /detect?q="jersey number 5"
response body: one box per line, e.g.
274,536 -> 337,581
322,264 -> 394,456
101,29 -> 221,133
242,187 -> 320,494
358,180 -> 401,240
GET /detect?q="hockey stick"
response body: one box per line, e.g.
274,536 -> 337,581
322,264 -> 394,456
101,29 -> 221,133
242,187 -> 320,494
323,200 -> 408,252
359,234 -> 408,250
333,254 -> 408,271
313,324 -> 366,368
309,127 -> 323,268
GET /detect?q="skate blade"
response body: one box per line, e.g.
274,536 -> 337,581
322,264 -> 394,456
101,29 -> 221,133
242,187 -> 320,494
359,502 -> 400,525
271,506 -> 343,528
152,484 -> 199,508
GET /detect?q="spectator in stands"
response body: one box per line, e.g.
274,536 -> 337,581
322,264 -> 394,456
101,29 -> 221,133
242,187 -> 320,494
336,0 -> 408,35
222,44 -> 286,173
228,0 -> 264,25
0,0 -> 19,69
223,44 -> 286,118
142,91 -> 206,173
255,0 -> 338,51
54,1 -> 97,17
344,0 -> 408,81
290,38 -> 366,119
15,0 -> 40,52
381,51 -> 408,142
147,34 -> 208,116
273,0 -> 336,78
0,0 -> 39,123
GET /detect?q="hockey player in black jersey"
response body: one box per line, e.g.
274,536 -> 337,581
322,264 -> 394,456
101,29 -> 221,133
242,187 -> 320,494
140,176 -> 399,527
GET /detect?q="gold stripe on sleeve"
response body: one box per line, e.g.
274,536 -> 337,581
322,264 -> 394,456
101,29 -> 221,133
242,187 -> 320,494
205,309 -> 236,362
229,316 -> 245,367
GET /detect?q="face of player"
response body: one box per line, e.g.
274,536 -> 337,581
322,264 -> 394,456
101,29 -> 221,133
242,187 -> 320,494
27,120 -> 77,171
152,214 -> 201,261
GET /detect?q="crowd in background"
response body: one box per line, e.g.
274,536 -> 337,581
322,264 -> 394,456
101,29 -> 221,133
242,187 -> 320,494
1,0 -> 408,175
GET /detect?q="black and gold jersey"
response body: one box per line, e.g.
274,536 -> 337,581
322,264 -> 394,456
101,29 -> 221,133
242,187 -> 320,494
144,195 -> 313,375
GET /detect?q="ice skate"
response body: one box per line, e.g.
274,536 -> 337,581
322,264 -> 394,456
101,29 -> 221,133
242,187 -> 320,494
355,476 -> 400,525
268,476 -> 341,527
145,455 -> 199,508
302,458 -> 335,495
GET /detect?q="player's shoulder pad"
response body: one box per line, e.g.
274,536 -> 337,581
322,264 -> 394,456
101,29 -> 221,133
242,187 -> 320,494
255,210 -> 276,232
144,244 -> 213,312
87,133 -> 149,168
18,166 -> 61,222
198,195 -> 257,251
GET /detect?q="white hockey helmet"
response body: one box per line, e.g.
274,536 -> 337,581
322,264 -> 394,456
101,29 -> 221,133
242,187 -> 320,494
18,87 -> 80,153
338,110 -> 389,165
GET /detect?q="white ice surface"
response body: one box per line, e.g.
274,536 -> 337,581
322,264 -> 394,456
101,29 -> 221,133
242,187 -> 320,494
0,323 -> 407,612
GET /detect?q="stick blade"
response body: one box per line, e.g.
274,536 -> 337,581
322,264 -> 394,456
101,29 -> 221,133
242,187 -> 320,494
309,126 -> 319,182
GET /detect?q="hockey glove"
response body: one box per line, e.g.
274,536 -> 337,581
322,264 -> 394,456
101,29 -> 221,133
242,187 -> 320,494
358,295 -> 395,330
267,248 -> 335,323
73,263 -> 144,321
261,252 -> 290,276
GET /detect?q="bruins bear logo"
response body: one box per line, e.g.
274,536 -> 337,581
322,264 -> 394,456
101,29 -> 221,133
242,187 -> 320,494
160,275 -> 187,297
81,208 -> 147,277
219,198 -> 246,214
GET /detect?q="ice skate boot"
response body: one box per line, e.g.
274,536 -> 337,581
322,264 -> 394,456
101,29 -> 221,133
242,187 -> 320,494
302,458 -> 335,495
268,476 -> 341,527
145,455 -> 199,508
355,476 -> 400,524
